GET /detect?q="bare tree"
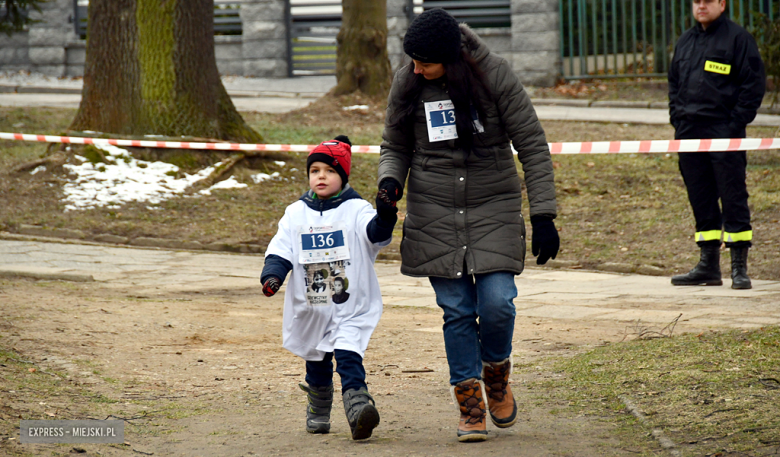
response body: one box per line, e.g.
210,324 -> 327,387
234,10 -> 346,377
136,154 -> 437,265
332,0 -> 392,97
69,0 -> 262,143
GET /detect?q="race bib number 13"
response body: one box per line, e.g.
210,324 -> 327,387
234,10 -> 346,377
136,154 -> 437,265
425,100 -> 458,142
298,224 -> 350,264
424,99 -> 485,143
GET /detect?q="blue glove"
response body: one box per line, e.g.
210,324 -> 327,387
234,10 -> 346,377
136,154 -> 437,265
531,216 -> 560,265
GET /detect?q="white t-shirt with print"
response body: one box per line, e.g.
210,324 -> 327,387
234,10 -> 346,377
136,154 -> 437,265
265,198 -> 390,361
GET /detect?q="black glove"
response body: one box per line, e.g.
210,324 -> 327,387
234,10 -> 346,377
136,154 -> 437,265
531,216 -> 560,265
376,188 -> 399,223
262,277 -> 281,297
379,177 -> 403,202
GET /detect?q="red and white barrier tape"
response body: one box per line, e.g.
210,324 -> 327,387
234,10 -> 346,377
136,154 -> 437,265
550,137 -> 780,154
2,132 -> 780,154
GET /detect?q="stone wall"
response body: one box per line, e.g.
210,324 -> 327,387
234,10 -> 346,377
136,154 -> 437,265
0,0 -> 561,86
387,0 -> 557,87
0,0 -> 80,77
0,31 -> 30,72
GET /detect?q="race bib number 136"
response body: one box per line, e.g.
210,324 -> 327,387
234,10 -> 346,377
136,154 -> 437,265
298,224 -> 350,264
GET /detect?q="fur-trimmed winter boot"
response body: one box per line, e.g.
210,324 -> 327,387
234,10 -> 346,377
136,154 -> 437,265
342,388 -> 380,440
298,383 -> 333,434
671,244 -> 723,286
730,246 -> 752,290
451,378 -> 488,442
482,358 -> 517,428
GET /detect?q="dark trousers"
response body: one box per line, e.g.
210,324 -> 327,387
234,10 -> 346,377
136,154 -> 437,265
675,122 -> 752,247
305,349 -> 366,393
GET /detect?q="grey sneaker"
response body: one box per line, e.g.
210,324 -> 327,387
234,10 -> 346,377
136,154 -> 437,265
299,383 -> 333,434
342,388 -> 380,440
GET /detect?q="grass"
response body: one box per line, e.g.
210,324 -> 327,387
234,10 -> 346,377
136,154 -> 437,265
1,95 -> 779,278
532,326 -> 780,457
0,339 -> 212,453
0,346 -> 116,455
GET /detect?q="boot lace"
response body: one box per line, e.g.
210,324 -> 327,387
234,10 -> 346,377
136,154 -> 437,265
455,384 -> 485,425
484,363 -> 509,402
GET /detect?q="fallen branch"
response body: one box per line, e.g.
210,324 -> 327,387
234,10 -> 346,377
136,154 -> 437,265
12,152 -> 68,173
188,153 -> 245,191
689,433 -> 730,443
105,413 -> 150,423
620,395 -> 681,457
620,314 -> 682,342
703,408 -> 740,418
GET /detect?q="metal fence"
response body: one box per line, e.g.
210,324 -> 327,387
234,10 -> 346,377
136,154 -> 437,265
407,0 -> 511,28
561,0 -> 777,80
286,0 -> 341,76
71,0 -> 242,39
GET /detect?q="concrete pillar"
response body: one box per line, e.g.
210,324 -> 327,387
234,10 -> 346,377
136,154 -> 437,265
27,0 -> 79,77
510,0 -> 560,87
241,0 -> 288,77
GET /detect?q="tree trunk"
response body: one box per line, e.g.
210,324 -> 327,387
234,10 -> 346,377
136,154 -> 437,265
69,0 -> 262,143
332,0 -> 392,97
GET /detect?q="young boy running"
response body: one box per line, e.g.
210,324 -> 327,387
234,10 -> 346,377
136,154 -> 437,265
260,135 -> 398,440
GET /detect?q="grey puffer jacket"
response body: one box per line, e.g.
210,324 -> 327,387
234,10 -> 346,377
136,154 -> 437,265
378,25 -> 557,279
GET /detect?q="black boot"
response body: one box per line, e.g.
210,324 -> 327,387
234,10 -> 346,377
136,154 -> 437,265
299,383 -> 333,434
730,246 -> 752,290
671,244 -> 723,286
342,388 -> 379,440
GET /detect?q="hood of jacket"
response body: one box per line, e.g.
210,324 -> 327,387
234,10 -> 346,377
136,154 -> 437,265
460,23 -> 491,64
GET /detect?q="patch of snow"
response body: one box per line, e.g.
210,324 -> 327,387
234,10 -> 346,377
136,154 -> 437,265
251,172 -> 280,184
198,176 -> 247,196
30,166 -> 46,175
274,161 -> 286,167
62,143 -> 217,211
343,105 -> 369,111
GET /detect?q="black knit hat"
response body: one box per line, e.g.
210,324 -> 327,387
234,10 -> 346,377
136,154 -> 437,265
307,135 -> 352,188
403,8 -> 462,63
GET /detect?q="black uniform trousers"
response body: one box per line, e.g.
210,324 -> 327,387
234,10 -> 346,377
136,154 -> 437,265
675,122 -> 751,247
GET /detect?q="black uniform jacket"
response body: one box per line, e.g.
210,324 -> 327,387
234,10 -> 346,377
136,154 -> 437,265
668,14 -> 765,131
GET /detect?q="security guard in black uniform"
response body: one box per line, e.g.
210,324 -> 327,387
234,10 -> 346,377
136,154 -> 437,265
668,0 -> 765,289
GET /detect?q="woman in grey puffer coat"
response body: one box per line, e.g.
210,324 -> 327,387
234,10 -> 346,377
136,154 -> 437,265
375,9 -> 559,442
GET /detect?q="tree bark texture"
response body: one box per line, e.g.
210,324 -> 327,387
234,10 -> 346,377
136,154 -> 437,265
333,0 -> 392,97
69,0 -> 262,143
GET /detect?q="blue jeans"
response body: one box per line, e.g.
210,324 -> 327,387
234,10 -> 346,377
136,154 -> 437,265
305,349 -> 366,393
429,272 -> 517,385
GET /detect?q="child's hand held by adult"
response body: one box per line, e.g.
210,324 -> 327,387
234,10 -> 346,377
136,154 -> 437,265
375,188 -> 399,223
378,178 -> 403,202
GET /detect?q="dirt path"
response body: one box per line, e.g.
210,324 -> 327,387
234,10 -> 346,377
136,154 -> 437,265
0,276 -> 642,457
